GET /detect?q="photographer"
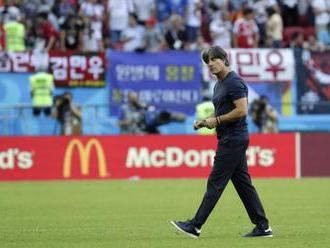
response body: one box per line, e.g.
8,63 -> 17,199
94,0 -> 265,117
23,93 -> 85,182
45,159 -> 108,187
118,91 -> 146,134
142,105 -> 186,134
250,95 -> 278,133
52,92 -> 82,135
118,91 -> 186,134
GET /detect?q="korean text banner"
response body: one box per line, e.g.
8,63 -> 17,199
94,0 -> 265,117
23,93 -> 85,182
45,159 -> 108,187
202,49 -> 295,83
108,51 -> 201,115
201,49 -> 295,116
0,51 -> 106,87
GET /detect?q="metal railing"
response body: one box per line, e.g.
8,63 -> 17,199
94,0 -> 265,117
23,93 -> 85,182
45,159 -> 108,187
1,102 -> 330,136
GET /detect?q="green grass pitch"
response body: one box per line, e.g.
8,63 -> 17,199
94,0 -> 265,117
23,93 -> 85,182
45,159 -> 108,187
1,178 -> 330,248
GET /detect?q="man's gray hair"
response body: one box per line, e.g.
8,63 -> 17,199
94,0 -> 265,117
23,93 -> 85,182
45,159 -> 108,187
202,46 -> 229,66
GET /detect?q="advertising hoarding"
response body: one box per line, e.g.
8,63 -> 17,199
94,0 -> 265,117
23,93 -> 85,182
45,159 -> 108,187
0,134 -> 297,181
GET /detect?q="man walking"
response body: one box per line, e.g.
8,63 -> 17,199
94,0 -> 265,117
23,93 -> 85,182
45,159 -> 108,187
170,46 -> 272,238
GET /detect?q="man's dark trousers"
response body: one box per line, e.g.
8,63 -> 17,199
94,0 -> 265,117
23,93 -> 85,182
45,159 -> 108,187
193,139 -> 269,229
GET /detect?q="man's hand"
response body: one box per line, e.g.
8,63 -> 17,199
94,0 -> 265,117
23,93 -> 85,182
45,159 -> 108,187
205,117 -> 218,129
193,120 -> 205,130
194,117 -> 218,130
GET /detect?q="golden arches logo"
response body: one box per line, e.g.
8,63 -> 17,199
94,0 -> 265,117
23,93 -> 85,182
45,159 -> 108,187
63,138 -> 108,178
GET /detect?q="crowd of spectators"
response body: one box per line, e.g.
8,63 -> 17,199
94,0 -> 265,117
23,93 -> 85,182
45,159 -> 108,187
1,0 -> 330,53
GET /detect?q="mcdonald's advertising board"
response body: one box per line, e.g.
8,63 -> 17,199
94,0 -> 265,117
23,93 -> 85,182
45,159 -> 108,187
0,134 -> 297,181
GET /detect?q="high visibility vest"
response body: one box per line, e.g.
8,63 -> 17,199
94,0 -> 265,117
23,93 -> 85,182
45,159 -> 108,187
4,21 -> 25,52
196,101 -> 215,135
29,72 -> 54,107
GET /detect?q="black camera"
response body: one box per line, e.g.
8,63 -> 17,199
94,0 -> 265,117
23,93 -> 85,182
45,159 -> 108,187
60,97 -> 70,108
53,93 -> 72,121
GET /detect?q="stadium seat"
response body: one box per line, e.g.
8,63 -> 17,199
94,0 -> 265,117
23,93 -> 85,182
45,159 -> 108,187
304,26 -> 316,39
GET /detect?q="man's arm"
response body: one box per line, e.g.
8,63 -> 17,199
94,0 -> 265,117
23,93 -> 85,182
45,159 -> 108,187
266,106 -> 277,122
46,36 -> 56,52
217,97 -> 247,123
118,119 -> 132,127
117,105 -> 134,128
60,30 -> 66,51
254,32 -> 260,48
194,97 -> 248,129
71,105 -> 82,119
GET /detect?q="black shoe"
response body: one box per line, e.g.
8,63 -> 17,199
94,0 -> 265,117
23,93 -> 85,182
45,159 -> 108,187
243,226 -> 273,238
170,220 -> 201,239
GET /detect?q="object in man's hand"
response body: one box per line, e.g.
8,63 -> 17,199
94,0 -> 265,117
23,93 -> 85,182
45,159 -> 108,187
194,120 -> 206,130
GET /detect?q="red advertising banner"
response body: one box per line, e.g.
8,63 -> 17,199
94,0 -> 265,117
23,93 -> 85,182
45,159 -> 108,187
0,134 -> 296,181
301,133 -> 330,177
247,133 -> 296,177
0,52 -> 105,87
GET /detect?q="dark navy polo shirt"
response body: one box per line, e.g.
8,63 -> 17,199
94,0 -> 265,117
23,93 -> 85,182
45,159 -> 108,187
212,71 -> 249,141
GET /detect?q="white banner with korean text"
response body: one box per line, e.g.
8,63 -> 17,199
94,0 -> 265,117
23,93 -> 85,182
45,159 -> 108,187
202,49 -> 295,83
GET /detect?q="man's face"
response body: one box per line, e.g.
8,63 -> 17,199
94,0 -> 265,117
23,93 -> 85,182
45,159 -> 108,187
245,13 -> 254,21
128,92 -> 138,104
128,16 -> 137,27
63,94 -> 72,103
207,57 -> 226,75
260,97 -> 268,106
55,98 -> 62,107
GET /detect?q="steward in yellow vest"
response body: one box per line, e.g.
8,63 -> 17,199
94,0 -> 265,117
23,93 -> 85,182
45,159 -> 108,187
4,20 -> 25,52
29,71 -> 54,116
196,100 -> 215,135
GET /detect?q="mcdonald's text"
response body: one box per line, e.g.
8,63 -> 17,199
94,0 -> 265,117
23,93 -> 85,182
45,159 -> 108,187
0,148 -> 34,169
0,134 -> 297,180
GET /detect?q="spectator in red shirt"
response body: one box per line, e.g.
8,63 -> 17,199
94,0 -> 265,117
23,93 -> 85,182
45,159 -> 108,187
33,12 -> 59,52
0,14 -> 5,50
232,7 -> 259,48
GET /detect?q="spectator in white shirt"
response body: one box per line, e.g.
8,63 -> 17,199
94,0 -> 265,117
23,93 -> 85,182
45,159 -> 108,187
185,0 -> 202,43
210,10 -> 232,48
312,0 -> 330,40
132,0 -> 155,25
107,0 -> 134,46
80,0 -> 105,41
253,0 -> 278,46
83,19 -> 104,52
120,13 -> 145,51
265,6 -> 283,48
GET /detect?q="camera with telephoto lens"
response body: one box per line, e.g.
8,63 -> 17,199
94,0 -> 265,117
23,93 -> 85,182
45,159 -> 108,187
53,93 -> 72,121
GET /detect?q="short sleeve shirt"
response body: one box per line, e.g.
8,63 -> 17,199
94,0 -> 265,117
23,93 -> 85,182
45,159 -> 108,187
232,18 -> 259,48
212,71 -> 249,140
